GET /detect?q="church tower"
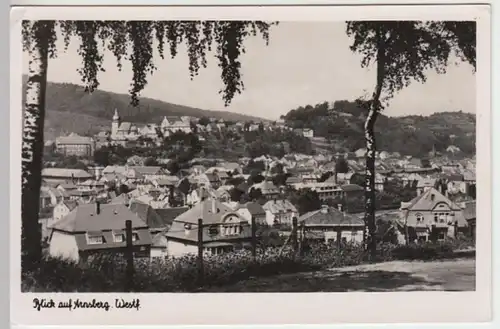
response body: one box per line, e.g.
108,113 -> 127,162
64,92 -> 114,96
111,109 -> 120,139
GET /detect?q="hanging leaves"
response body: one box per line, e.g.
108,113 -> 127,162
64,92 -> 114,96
22,19 -> 276,107
75,21 -> 105,93
346,21 -> 476,102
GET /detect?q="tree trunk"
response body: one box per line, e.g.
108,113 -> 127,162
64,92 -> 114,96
21,22 -> 51,271
363,29 -> 385,261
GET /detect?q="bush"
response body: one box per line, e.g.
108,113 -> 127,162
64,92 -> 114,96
391,242 -> 454,261
22,240 -> 472,292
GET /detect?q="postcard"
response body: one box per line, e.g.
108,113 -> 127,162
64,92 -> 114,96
10,3 -> 492,326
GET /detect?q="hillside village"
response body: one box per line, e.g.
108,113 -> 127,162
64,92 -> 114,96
39,103 -> 477,264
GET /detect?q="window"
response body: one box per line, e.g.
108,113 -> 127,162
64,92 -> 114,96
113,233 -> 125,243
438,232 -> 446,241
416,213 -> 424,223
87,235 -> 104,245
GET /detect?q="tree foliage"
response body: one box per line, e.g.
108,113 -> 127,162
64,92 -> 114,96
346,21 -> 476,104
23,20 -> 276,107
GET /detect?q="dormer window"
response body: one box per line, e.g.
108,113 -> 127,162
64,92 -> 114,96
113,233 -> 125,243
132,232 -> 139,242
87,234 -> 105,245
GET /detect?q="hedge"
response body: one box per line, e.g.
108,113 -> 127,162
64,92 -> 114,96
22,238 -> 474,293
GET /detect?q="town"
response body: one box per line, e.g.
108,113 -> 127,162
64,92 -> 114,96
39,108 -> 477,263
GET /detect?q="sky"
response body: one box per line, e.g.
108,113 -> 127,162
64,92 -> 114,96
22,22 -> 476,120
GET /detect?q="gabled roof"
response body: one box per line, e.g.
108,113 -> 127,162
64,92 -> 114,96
128,166 -> 164,175
462,201 -> 476,221
299,207 -> 364,226
155,207 -> 190,227
173,198 -> 237,225
42,168 -> 92,179
61,200 -> 79,211
262,199 -> 297,213
51,203 -> 148,233
129,200 -> 180,230
417,178 -> 437,188
340,184 -> 363,192
239,202 -> 266,216
402,187 -> 461,211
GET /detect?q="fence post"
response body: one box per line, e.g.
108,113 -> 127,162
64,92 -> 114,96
292,217 -> 298,253
197,218 -> 204,287
299,222 -> 305,256
125,220 -> 134,292
251,216 -> 257,261
336,227 -> 342,248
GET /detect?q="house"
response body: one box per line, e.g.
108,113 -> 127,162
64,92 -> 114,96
186,187 -> 214,206
354,148 -> 367,158
214,186 -> 232,202
53,200 -> 79,223
443,174 -> 466,195
302,128 -> 314,138
416,178 -> 437,195
39,189 -> 52,209
299,205 -> 365,244
197,173 -> 221,189
55,133 -> 96,157
42,168 -> 93,185
294,182 -> 343,202
378,151 -> 390,160
165,198 -> 252,257
40,185 -> 71,206
129,200 -> 188,235
124,166 -> 169,181
340,184 -> 364,198
236,202 -> 267,226
460,200 -> 476,239
262,199 -> 299,227
48,203 -> 152,263
221,162 -> 242,175
400,187 -> 468,243
55,181 -> 79,193
250,181 -> 280,200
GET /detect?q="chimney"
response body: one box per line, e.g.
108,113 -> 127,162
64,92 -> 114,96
71,173 -> 75,184
96,201 -> 101,215
431,193 -> 435,201
337,204 -> 343,212
212,198 -> 216,214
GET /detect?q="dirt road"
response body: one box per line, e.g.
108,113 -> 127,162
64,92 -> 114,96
205,258 -> 475,292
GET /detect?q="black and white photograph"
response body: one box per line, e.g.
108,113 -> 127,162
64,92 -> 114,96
10,3 -> 492,326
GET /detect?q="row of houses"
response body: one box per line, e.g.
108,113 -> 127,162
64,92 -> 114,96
45,184 -> 476,264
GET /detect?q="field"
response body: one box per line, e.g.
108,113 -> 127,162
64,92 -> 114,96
204,258 -> 475,292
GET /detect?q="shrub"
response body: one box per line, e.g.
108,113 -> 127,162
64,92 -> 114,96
22,239 -> 472,292
391,242 -> 454,261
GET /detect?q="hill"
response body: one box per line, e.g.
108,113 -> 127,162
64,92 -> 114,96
21,76 -> 266,140
282,100 -> 476,157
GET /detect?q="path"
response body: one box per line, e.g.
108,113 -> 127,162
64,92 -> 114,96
204,258 -> 475,292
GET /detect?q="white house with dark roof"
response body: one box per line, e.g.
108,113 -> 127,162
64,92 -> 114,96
299,205 -> 365,244
48,203 -> 152,263
53,200 -> 79,223
236,202 -> 267,226
262,199 -> 298,227
165,198 -> 251,257
400,187 -> 468,243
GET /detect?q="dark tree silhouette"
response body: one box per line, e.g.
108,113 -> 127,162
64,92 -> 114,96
346,21 -> 476,258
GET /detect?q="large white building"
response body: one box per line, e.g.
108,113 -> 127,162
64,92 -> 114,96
110,109 -> 193,144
